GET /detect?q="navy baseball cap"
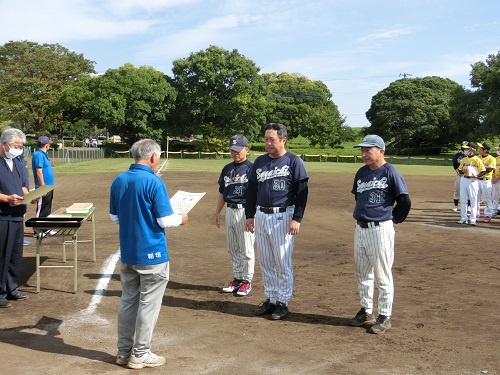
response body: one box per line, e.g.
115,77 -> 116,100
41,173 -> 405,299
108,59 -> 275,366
354,135 -> 385,150
37,135 -> 52,145
477,142 -> 491,150
229,135 -> 248,152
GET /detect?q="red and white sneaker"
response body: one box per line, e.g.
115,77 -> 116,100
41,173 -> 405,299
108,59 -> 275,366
222,279 -> 241,293
236,282 -> 252,296
483,216 -> 491,223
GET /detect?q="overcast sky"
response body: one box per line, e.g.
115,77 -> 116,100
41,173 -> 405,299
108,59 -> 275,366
1,0 -> 499,127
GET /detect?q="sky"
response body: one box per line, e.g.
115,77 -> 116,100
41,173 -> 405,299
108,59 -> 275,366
1,0 -> 500,128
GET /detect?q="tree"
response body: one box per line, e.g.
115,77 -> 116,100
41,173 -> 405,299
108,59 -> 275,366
263,72 -> 345,147
448,86 -> 484,143
470,52 -> 500,134
365,76 -> 461,149
169,45 -> 270,142
58,64 -> 177,146
0,40 -> 95,133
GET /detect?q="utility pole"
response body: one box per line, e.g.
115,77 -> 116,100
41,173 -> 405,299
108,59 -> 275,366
399,73 -> 413,79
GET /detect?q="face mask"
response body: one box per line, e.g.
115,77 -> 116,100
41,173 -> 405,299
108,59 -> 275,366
4,145 -> 23,159
463,149 -> 471,156
497,151 -> 500,156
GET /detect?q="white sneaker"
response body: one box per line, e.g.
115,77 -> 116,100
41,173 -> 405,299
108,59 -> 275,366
457,219 -> 468,224
452,207 -> 458,212
127,351 -> 166,369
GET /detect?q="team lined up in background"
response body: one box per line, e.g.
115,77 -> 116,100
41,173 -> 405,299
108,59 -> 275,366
452,141 -> 500,226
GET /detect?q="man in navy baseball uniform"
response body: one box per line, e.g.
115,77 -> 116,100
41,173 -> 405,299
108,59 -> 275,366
349,135 -> 411,334
245,123 -> 308,320
214,135 -> 255,296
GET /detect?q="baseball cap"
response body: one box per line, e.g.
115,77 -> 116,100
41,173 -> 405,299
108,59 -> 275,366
353,135 -> 385,150
229,135 -> 248,152
37,135 -> 52,145
462,142 -> 477,150
477,141 -> 491,150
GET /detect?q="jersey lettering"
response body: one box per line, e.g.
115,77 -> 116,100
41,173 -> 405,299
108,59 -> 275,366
256,165 -> 290,182
356,177 -> 388,194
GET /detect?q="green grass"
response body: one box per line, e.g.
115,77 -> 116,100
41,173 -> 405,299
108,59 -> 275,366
53,157 -> 451,176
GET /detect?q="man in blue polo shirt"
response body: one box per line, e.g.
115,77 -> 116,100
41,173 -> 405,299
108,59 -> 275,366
110,139 -> 188,369
32,135 -> 55,219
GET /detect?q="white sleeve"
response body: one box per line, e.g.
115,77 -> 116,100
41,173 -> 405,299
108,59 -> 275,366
110,213 -> 119,224
157,213 -> 183,228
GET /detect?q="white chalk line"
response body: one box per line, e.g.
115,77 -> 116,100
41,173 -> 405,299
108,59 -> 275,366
62,249 -> 120,327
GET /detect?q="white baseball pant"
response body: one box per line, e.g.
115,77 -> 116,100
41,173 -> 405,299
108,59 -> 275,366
460,177 -> 479,223
477,179 -> 494,218
225,206 -> 255,281
254,207 -> 295,305
354,220 -> 395,317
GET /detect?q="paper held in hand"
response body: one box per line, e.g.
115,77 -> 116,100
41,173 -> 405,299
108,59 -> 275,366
170,190 -> 206,214
22,185 -> 55,204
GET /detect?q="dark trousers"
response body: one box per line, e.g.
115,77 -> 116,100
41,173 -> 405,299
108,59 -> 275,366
35,190 -> 54,218
0,220 -> 24,298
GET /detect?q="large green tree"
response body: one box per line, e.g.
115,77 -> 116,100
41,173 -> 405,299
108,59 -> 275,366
470,52 -> 500,134
0,40 -> 95,133
58,63 -> 177,146
263,72 -> 345,147
169,45 -> 270,142
365,76 -> 460,149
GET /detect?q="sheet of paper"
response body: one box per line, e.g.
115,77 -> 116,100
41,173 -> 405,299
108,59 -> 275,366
22,185 -> 55,204
169,190 -> 206,214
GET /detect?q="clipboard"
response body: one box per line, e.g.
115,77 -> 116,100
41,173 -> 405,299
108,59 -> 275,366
22,185 -> 55,203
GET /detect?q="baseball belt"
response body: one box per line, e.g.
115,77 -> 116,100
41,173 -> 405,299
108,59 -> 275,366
356,220 -> 380,228
259,206 -> 288,214
227,202 -> 244,209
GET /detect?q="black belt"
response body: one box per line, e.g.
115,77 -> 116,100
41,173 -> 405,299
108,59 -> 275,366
259,206 -> 288,214
227,203 -> 244,209
463,176 -> 475,179
477,177 -> 490,180
356,220 -> 380,228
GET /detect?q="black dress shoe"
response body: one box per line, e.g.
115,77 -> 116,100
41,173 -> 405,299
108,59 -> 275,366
0,298 -> 12,308
7,293 -> 29,301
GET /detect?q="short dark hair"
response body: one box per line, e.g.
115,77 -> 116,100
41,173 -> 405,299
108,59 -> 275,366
264,123 -> 287,139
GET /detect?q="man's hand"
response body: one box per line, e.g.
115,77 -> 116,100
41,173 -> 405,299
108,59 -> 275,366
288,220 -> 301,235
245,218 -> 255,233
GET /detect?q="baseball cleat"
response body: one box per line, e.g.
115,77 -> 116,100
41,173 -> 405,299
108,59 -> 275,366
236,281 -> 252,296
349,307 -> 376,326
457,220 -> 468,224
452,207 -> 458,212
222,279 -> 242,293
483,216 -> 491,223
271,301 -> 289,320
254,299 -> 276,315
370,315 -> 391,334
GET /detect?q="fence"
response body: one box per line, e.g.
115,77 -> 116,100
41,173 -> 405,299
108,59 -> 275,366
163,151 -> 454,166
29,146 -> 452,167
24,147 -> 105,166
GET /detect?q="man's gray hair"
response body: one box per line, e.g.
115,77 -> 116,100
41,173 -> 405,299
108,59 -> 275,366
0,128 -> 26,145
130,139 -> 161,161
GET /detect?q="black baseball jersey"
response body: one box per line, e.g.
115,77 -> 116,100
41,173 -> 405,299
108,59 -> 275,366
218,159 -> 253,205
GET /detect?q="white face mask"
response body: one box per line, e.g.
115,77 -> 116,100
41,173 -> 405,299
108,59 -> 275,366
463,149 -> 471,156
4,145 -> 23,159
497,150 -> 500,156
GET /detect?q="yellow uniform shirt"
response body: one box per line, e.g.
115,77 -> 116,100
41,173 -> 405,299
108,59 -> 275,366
495,156 -> 500,177
458,155 -> 486,177
480,154 -> 496,180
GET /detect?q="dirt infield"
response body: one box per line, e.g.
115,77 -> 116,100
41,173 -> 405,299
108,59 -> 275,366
1,171 -> 499,375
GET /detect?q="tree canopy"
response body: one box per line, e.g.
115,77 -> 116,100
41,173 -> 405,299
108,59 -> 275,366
365,76 -> 460,149
0,40 -> 95,133
470,52 -> 500,135
263,72 -> 345,147
58,64 -> 176,145
169,45 -> 270,141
